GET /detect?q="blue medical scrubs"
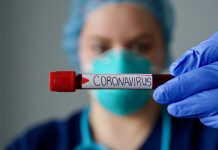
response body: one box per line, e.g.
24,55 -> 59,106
7,108 -> 218,150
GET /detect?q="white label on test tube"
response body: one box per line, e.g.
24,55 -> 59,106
81,74 -> 152,89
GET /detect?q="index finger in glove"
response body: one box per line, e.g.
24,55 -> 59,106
153,61 -> 218,104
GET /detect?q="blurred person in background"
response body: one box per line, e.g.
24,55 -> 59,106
7,0 -> 218,150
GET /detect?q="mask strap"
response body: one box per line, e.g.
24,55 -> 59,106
75,105 -> 108,150
161,107 -> 171,150
80,105 -> 92,146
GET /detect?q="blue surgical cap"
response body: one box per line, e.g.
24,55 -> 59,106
63,0 -> 175,72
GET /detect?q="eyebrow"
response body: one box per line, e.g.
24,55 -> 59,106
88,32 -> 154,43
88,36 -> 111,43
127,32 -> 154,44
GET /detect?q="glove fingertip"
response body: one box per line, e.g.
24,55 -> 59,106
167,104 -> 179,117
170,63 -> 179,76
153,86 -> 168,104
170,49 -> 195,76
170,57 -> 190,76
200,116 -> 218,128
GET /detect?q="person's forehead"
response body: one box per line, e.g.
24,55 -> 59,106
83,4 -> 160,38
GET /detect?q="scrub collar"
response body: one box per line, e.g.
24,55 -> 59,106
75,106 -> 171,150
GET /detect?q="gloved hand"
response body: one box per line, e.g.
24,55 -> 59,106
153,32 -> 218,128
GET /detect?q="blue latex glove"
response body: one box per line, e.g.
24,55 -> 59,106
153,32 -> 218,128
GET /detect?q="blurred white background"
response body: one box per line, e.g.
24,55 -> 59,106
1,0 -> 218,148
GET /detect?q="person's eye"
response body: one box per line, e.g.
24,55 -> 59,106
91,44 -> 110,54
131,42 -> 152,54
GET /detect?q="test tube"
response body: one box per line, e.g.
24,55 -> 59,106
49,71 -> 174,92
